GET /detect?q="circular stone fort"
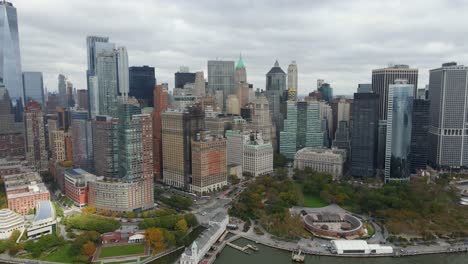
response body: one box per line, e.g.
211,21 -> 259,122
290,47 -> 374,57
303,212 -> 366,239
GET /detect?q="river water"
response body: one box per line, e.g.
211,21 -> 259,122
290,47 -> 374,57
214,238 -> 468,264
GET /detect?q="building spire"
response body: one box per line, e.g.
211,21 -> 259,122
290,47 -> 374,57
274,60 -> 279,67
236,53 -> 245,69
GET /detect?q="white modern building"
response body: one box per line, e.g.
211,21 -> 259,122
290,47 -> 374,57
26,200 -> 57,239
294,147 -> 346,180
0,209 -> 25,240
331,240 -> 393,255
180,212 -> 228,264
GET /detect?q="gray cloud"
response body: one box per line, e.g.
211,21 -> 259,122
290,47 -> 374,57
14,0 -> 468,96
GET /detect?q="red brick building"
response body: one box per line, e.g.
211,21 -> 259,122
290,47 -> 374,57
152,85 -> 168,181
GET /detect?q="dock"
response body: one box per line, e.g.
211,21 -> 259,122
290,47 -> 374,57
292,249 -> 305,262
226,242 -> 259,254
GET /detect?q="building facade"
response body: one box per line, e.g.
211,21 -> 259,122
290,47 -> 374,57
384,80 -> 414,182
129,66 -> 156,107
24,101 -> 47,171
428,62 -> 468,169
92,115 -> 119,178
287,61 -> 298,97
410,99 -> 430,173
153,85 -> 168,180
22,72 -> 44,106
350,92 -> 379,177
207,60 -> 235,108
294,147 -> 346,180
372,65 -> 418,120
243,133 -> 273,177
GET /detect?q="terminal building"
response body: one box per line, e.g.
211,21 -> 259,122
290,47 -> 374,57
331,240 -> 393,255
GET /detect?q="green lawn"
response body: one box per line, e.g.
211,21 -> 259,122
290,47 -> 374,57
296,183 -> 327,208
40,244 -> 74,263
99,244 -> 145,258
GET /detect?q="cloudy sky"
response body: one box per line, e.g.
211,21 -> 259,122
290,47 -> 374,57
14,0 -> 468,95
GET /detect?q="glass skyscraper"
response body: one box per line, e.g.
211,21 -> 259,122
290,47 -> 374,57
207,60 -> 235,109
22,72 -> 44,106
1,1 -> 23,121
384,79 -> 414,182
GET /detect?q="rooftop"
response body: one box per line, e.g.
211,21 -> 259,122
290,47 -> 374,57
34,201 -> 55,222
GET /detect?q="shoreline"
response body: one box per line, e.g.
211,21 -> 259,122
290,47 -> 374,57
234,234 -> 468,258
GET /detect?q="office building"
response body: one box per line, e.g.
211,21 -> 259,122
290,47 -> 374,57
234,55 -> 250,107
428,62 -> 468,169
0,86 -> 15,133
92,115 -> 119,178
24,101 -> 47,171
76,89 -> 88,110
66,80 -> 74,108
250,95 -> 272,144
226,130 -> 251,167
191,131 -> 227,194
97,50 -> 119,116
294,147 -> 346,180
86,35 -> 113,117
265,60 -> 287,142
287,61 -> 298,98
410,99 -> 430,173
116,47 -> 129,100
0,1 -> 23,121
384,80 -> 414,182
153,85 -> 168,180
331,98 -> 351,139
332,120 -> 351,156
207,60 -> 235,108
162,107 -> 204,190
243,133 -> 274,177
194,71 -> 206,97
350,92 -> 379,177
280,101 -> 324,159
372,65 -> 418,120
57,74 -> 67,107
22,72 -> 44,106
0,85 -> 24,158
226,94 -> 240,115
357,83 -> 372,93
129,66 -> 156,107
318,83 -> 333,104
175,68 -> 196,89
377,120 -> 387,171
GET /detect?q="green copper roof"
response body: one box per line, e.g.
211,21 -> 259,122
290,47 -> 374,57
236,54 -> 245,69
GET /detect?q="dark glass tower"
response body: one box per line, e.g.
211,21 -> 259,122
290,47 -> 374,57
175,71 -> 196,89
410,99 -> 430,173
129,66 -> 156,107
350,92 -> 379,177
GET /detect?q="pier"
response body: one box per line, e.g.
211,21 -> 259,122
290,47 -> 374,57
227,242 -> 259,254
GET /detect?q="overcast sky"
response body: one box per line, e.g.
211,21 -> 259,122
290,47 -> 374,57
14,0 -> 468,95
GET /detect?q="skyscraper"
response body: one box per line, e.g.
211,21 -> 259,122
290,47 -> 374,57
318,83 -> 333,104
22,72 -> 44,106
280,101 -> 324,159
372,65 -> 418,120
153,85 -> 168,181
207,60 -> 235,108
76,89 -> 88,110
129,66 -> 156,107
24,101 -> 47,171
96,51 -> 119,116
92,115 -> 119,178
0,85 -> 24,158
384,79 -> 414,182
332,120 -> 351,156
0,2 -> 23,111
116,47 -> 129,100
265,60 -> 287,148
428,62 -> 468,169
175,68 -> 196,89
162,106 -> 204,190
331,98 -> 351,140
71,112 -> 93,172
410,99 -> 430,173
58,74 -> 67,107
235,55 -> 249,107
350,92 -> 379,177
191,131 -> 227,194
250,94 -> 272,144
287,61 -> 298,99
194,71 -> 206,97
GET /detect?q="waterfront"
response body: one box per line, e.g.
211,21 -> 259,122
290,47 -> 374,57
214,238 -> 468,264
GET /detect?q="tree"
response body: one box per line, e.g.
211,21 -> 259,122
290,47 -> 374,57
82,206 -> 96,214
175,219 -> 188,234
124,211 -> 135,219
8,244 -> 19,256
145,228 -> 166,253
81,241 -> 96,257
273,153 -> 287,168
228,174 -> 240,185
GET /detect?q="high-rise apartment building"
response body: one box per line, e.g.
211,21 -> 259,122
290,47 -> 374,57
92,115 -> 119,178
153,85 -> 168,180
372,65 -> 418,120
280,101 -> 323,159
191,131 -> 227,194
71,111 -> 93,172
410,99 -> 430,173
0,1 -> 23,118
96,51 -> 119,117
22,72 -> 44,106
129,66 -> 156,107
207,60 -> 235,108
384,80 -> 414,182
350,92 -> 379,177
24,101 -> 47,171
428,62 -> 468,169
162,107 -> 204,190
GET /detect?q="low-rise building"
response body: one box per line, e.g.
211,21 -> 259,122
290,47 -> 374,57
331,240 -> 393,255
0,209 -> 25,239
180,212 -> 228,264
27,200 -> 57,239
64,168 -> 97,208
294,147 -> 346,180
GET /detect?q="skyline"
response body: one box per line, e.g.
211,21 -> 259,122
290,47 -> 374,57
14,0 -> 468,95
